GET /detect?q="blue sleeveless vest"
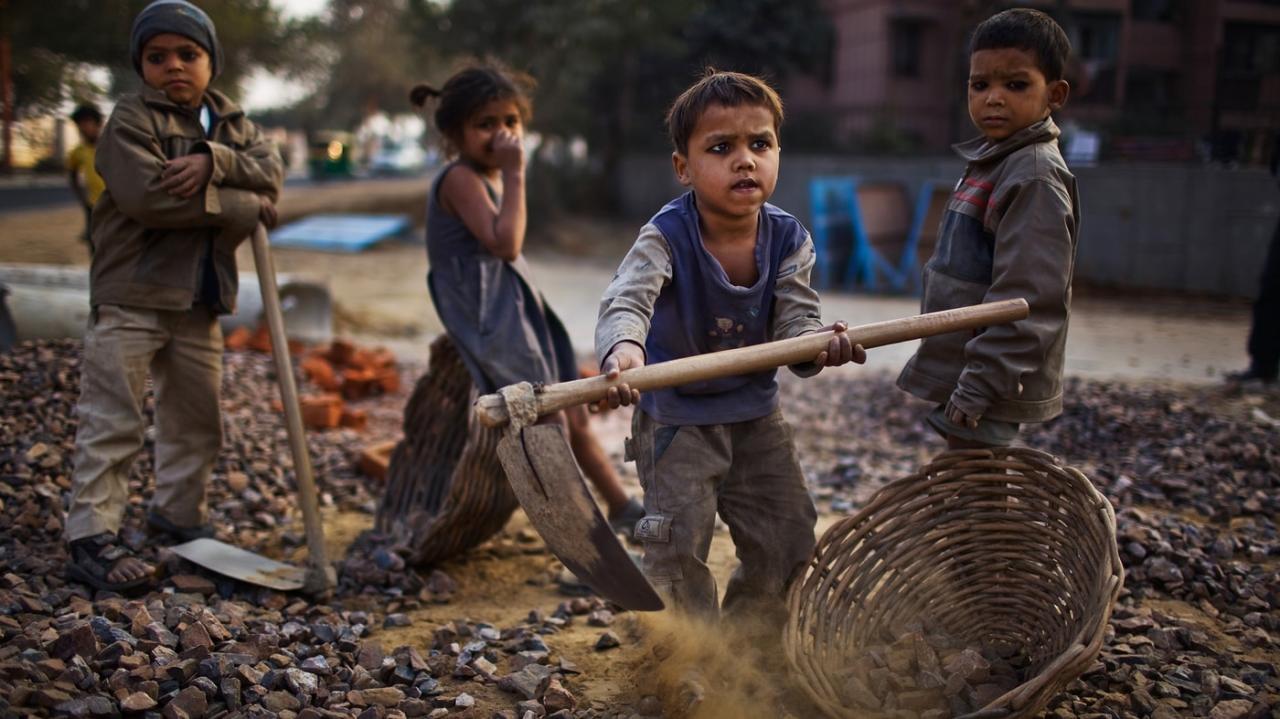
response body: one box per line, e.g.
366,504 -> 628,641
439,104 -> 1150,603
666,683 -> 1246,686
640,191 -> 809,426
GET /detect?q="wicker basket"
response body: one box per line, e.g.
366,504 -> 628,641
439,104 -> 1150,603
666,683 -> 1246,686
784,448 -> 1123,719
374,334 -> 518,566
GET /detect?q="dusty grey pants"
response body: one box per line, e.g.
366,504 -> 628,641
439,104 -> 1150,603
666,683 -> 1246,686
66,304 -> 223,541
630,407 -> 817,624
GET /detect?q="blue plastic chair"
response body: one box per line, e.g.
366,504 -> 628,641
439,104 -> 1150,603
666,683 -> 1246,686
810,176 -> 915,292
809,176 -> 865,290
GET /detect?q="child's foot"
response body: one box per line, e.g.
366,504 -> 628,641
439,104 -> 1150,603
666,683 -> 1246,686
608,496 -> 646,540
67,532 -> 155,592
146,511 -> 215,543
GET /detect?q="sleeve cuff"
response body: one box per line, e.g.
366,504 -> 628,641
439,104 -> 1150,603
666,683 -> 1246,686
197,140 -> 231,185
949,385 -> 993,419
598,336 -> 646,368
203,181 -> 223,215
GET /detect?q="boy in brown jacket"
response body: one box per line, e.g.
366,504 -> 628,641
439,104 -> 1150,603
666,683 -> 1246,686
65,0 -> 283,591
898,8 -> 1079,448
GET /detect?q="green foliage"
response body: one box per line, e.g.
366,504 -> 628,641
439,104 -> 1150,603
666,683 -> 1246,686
1,0 -> 308,117
4,0 -> 835,200
406,0 -> 834,210
303,0 -> 436,129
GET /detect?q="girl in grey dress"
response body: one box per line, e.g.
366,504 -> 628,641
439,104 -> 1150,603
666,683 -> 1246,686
411,67 -> 643,533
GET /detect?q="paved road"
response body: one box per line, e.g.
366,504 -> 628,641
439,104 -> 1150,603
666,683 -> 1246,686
338,245 -> 1252,386
524,253 -> 1252,385
0,185 -> 76,213
0,175 -> 329,214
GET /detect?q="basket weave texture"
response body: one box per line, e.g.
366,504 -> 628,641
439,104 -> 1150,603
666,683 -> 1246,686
785,448 -> 1124,719
375,334 -> 517,566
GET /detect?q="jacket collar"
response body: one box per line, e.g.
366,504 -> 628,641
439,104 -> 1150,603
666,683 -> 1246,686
139,85 -> 243,121
952,116 -> 1060,164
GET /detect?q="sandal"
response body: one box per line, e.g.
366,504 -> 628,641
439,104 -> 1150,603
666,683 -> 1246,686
146,511 -> 215,543
66,533 -> 155,592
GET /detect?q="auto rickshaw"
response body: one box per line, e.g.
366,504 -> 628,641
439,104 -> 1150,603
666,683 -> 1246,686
307,131 -> 355,180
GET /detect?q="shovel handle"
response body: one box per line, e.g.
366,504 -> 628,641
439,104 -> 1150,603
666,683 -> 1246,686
474,298 -> 1029,429
250,225 -> 335,593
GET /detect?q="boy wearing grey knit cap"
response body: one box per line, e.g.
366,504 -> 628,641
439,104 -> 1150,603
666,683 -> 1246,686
65,0 -> 284,592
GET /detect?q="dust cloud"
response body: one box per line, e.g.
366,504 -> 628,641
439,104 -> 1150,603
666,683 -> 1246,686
626,610 -> 808,718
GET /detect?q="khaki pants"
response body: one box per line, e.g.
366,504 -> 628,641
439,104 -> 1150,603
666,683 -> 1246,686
66,304 -> 223,542
630,407 -> 817,624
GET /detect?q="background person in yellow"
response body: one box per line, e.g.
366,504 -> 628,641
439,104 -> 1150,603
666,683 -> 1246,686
66,104 -> 106,251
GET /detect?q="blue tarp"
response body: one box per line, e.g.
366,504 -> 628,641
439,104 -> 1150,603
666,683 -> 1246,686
269,214 -> 412,252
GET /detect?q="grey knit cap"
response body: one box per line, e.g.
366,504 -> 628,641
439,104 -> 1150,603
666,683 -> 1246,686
130,0 -> 222,80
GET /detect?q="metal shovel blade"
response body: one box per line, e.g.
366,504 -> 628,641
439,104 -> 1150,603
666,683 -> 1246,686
168,538 -> 306,591
497,425 -> 664,611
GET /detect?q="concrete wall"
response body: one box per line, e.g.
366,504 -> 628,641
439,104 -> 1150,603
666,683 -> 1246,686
617,154 -> 1278,298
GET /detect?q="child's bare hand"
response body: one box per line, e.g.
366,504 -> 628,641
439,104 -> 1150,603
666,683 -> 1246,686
160,153 -> 213,198
258,195 -> 278,229
492,129 -> 524,173
598,341 -> 644,410
813,322 -> 866,367
945,400 -> 981,429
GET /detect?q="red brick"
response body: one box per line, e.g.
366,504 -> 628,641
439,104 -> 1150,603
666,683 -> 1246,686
357,441 -> 396,481
339,408 -> 368,430
301,355 -> 342,392
300,394 -> 343,429
224,326 -> 252,352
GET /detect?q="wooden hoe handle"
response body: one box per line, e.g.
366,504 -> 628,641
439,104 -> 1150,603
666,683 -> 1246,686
474,298 -> 1029,429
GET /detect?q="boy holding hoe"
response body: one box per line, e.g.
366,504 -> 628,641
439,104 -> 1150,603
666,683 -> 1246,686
595,70 -> 864,624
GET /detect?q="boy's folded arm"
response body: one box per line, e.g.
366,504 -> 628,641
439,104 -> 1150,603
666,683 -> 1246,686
210,187 -> 267,241
595,224 -> 672,367
98,100 -> 259,232
771,234 -> 826,377
953,178 -> 1076,417
198,123 -> 284,200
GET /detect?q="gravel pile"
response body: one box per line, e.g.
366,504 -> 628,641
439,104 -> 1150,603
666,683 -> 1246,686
0,340 -> 659,719
1,340 -> 1277,718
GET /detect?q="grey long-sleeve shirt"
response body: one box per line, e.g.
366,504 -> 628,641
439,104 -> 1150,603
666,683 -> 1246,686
595,222 -> 826,376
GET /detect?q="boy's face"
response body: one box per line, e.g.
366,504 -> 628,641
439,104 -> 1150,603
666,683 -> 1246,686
75,118 -> 101,143
968,47 -> 1068,142
140,33 -> 212,109
672,103 -> 779,225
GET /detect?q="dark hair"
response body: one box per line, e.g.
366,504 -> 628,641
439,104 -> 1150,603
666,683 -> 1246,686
666,69 -> 784,156
71,104 -> 103,124
410,65 -> 534,146
970,8 -> 1071,82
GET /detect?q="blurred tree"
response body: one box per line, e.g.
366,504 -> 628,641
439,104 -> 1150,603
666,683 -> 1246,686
1,0 -> 302,114
0,0 -> 308,168
301,0 -> 437,130
406,0 -> 832,210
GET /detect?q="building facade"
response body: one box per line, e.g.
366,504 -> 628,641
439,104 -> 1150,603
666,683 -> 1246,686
788,0 -> 1280,163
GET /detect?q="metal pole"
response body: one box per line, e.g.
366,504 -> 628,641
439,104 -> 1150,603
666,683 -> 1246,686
249,224 -> 336,594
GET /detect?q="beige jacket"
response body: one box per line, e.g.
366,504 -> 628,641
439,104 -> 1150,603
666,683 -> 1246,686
90,86 -> 283,313
897,118 -> 1079,423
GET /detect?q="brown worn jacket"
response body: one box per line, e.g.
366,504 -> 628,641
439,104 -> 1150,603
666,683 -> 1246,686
89,86 -> 283,313
897,117 -> 1079,423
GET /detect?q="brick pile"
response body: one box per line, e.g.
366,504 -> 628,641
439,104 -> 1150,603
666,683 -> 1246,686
225,328 -> 399,432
